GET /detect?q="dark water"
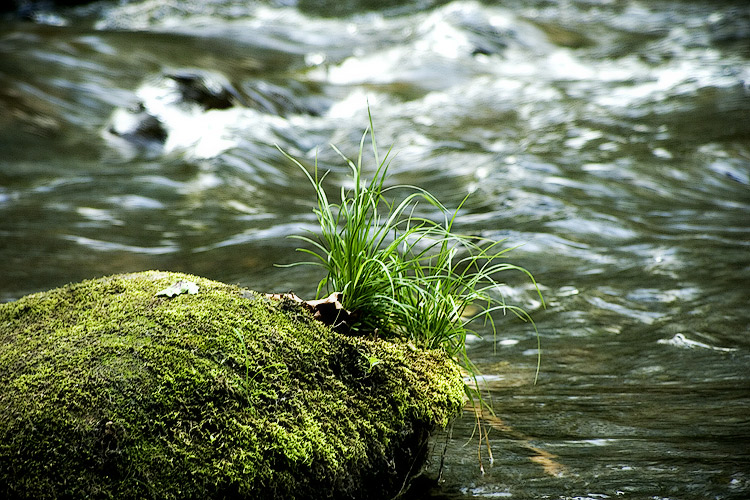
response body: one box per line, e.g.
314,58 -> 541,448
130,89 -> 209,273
2,1 -> 750,498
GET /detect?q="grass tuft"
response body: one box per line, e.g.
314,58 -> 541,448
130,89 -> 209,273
277,108 -> 543,402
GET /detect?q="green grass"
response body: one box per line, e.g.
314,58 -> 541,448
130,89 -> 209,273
278,109 -> 543,394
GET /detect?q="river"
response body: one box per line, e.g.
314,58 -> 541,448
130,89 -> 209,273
1,0 -> 749,498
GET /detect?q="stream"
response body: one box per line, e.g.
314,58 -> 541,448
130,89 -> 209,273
2,0 -> 749,498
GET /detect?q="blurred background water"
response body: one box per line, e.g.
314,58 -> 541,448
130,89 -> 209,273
1,0 -> 749,498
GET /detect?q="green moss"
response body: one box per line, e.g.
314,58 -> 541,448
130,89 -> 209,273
0,271 -> 464,499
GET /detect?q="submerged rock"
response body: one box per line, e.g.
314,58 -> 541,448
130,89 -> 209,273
0,271 -> 464,499
106,102 -> 167,145
167,71 -> 245,111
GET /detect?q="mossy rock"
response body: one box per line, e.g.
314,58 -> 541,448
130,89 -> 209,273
0,271 -> 464,499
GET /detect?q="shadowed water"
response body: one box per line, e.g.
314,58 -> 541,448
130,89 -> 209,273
1,1 -> 749,498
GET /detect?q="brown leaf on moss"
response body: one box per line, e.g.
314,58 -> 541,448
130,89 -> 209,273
265,291 -> 355,332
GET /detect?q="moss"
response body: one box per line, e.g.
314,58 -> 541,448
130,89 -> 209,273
0,271 -> 464,499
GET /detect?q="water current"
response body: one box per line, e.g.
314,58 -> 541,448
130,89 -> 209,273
2,0 -> 749,498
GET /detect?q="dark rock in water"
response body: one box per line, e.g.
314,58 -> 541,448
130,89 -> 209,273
104,101 -> 167,158
107,102 -> 167,144
100,69 -> 327,159
168,71 -> 245,110
0,271 -> 464,500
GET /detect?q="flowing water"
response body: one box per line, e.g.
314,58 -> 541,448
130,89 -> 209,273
2,0 -> 749,498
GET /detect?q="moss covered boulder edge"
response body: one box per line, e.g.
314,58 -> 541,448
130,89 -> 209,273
0,271 -> 464,499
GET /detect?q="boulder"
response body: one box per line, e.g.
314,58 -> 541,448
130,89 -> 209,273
0,271 -> 464,499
